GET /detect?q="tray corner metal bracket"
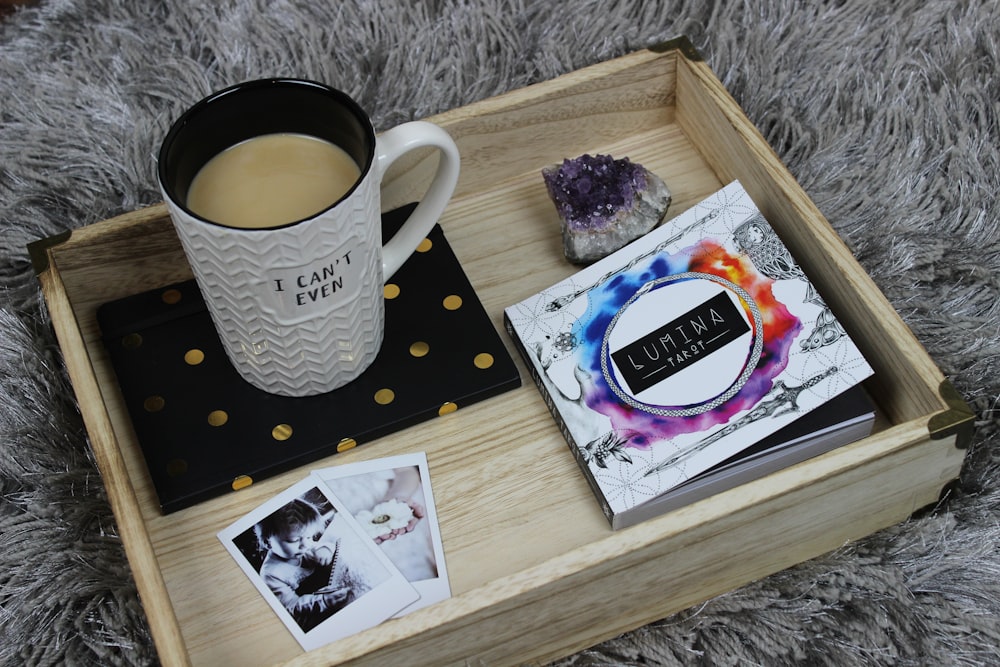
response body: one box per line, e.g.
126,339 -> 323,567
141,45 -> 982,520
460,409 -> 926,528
929,379 -> 976,450
27,230 -> 73,276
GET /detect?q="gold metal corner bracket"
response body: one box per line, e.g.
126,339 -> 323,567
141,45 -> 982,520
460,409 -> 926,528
27,230 -> 72,276
929,379 -> 976,450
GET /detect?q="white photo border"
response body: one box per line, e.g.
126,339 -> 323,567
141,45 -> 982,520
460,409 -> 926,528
218,477 -> 418,651
313,451 -> 451,616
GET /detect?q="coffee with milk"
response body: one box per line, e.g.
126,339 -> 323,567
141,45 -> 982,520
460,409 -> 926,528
186,132 -> 361,229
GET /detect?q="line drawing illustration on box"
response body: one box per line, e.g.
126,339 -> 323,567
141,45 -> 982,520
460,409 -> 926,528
732,213 -> 846,351
505,181 -> 875,527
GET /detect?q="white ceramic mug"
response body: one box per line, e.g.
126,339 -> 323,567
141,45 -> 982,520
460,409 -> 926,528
158,79 -> 460,397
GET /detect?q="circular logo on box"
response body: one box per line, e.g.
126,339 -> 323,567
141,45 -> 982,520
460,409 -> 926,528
600,272 -> 763,417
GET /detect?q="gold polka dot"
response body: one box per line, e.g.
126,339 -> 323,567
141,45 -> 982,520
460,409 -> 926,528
232,475 -> 253,490
184,349 -> 205,365
143,396 -> 165,412
384,283 -> 400,299
337,438 -> 357,452
166,459 -> 188,477
122,333 -> 143,349
416,238 -> 433,252
443,294 -> 463,310
439,402 -> 458,416
374,388 -> 395,405
272,424 -> 293,441
207,410 -> 229,426
162,289 -> 183,305
409,341 -> 430,357
474,353 -> 495,369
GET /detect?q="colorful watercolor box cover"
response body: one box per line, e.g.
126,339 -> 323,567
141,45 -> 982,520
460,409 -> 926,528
505,181 -> 873,525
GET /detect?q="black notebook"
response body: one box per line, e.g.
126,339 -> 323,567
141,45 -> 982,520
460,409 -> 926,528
99,204 -> 520,513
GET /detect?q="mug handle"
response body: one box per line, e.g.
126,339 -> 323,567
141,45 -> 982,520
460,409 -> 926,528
376,121 -> 461,280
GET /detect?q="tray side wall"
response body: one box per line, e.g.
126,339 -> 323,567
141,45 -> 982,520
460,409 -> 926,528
287,424 -> 962,666
35,244 -> 192,667
673,56 -> 950,427
381,48 -> 677,212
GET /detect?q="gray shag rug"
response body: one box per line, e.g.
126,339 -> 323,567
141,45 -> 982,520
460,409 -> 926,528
2,1 -> 999,665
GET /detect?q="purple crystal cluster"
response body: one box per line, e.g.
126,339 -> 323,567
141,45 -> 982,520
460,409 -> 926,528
542,154 -> 671,263
543,154 -> 644,231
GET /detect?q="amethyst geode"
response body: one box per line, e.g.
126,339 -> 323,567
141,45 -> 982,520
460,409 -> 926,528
542,154 -> 671,263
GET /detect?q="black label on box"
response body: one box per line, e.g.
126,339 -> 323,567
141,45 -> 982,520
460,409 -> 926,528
610,291 -> 750,395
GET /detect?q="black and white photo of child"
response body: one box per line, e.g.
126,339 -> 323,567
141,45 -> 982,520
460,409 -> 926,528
220,479 -> 418,650
242,487 -> 387,631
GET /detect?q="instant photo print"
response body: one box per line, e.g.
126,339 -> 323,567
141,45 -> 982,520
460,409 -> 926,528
313,452 -> 451,616
218,477 -> 418,651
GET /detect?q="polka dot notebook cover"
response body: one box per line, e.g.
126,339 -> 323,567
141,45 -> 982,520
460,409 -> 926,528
98,204 -> 521,514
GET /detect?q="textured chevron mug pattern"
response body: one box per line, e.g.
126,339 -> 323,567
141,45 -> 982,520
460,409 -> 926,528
158,79 -> 460,397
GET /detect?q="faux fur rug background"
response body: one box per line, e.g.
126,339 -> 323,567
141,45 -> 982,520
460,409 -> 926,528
2,1 -> 999,665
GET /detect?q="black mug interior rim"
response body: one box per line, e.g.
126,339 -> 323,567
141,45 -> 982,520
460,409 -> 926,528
157,78 -> 376,230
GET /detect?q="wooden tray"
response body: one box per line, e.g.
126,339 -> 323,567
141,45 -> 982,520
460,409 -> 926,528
31,38 -> 974,666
